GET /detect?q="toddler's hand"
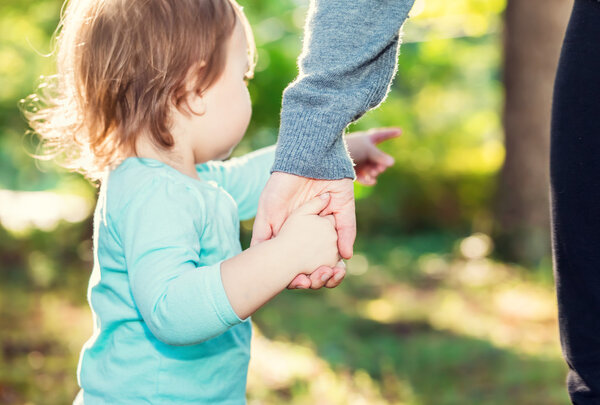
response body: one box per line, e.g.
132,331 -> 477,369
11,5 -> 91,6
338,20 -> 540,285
276,194 -> 340,275
285,127 -> 400,290
346,127 -> 401,186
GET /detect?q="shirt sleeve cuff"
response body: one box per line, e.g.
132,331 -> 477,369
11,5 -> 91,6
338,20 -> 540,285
204,260 -> 245,326
272,110 -> 356,180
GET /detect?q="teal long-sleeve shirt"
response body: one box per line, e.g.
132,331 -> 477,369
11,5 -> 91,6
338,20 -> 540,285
76,146 -> 276,404
272,0 -> 416,180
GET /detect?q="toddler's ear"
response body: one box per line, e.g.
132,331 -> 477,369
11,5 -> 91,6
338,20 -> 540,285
183,61 -> 208,116
184,60 -> 208,90
185,90 -> 206,116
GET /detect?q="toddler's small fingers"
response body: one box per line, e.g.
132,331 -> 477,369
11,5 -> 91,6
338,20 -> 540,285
376,163 -> 388,173
369,127 -> 402,144
368,144 -> 396,166
364,175 -> 376,186
294,193 -> 330,216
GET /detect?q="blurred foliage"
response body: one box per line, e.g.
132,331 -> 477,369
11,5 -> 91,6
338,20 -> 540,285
1,224 -> 569,404
1,0 -> 508,235
0,0 -> 566,403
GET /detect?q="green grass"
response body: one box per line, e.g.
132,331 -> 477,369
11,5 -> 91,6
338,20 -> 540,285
0,224 -> 569,404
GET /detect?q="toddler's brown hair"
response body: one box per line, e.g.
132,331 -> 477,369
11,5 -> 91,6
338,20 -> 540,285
23,0 -> 255,181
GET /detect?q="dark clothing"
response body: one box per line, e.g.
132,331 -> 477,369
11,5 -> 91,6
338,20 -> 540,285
551,0 -> 600,402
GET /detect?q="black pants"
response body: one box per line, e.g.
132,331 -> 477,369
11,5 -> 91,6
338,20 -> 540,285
551,0 -> 600,402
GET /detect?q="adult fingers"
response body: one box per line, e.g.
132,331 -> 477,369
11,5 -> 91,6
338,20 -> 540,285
308,266 -> 334,290
287,273 -> 312,289
326,261 -> 347,288
334,202 -> 356,260
250,207 -> 273,247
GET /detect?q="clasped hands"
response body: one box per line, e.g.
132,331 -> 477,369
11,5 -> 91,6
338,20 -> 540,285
251,127 -> 401,290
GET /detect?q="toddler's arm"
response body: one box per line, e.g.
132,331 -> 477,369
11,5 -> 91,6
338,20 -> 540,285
119,176 -> 337,345
120,177 -> 239,345
196,145 -> 275,220
221,193 -> 338,319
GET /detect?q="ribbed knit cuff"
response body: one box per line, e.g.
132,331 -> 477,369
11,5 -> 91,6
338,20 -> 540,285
205,260 -> 244,326
272,110 -> 356,180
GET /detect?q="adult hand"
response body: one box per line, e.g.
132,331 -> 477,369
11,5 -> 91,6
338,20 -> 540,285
302,127 -> 399,288
251,174 -> 355,289
251,127 -> 400,289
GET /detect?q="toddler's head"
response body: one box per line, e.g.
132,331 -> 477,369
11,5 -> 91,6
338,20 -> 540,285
24,0 -> 256,181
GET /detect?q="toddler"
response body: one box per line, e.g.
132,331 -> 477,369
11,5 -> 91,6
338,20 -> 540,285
24,0 -> 394,403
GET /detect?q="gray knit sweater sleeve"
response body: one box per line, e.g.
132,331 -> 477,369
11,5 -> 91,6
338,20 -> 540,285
271,0 -> 415,180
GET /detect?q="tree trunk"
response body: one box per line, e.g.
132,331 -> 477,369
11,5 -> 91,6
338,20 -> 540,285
496,0 -> 572,264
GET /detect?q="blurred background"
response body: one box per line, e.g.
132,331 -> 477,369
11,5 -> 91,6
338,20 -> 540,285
0,0 -> 574,403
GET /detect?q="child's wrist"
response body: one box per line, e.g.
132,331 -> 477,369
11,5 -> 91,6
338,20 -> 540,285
271,235 -> 305,278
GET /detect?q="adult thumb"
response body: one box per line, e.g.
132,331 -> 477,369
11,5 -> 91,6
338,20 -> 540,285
250,210 -> 273,247
293,193 -> 330,216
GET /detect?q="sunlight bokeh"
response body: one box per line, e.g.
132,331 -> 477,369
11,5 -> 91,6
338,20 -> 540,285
0,0 -> 570,403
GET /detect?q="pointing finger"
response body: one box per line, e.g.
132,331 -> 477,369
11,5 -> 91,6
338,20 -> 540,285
369,145 -> 395,167
369,127 -> 402,144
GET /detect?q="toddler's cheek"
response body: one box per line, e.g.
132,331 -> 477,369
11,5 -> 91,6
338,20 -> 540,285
235,96 -> 252,142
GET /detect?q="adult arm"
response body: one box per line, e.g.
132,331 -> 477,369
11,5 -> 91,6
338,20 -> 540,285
272,0 -> 416,180
254,0 -> 415,288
